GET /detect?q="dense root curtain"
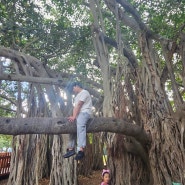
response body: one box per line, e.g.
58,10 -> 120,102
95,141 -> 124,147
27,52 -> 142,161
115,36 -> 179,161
90,0 -> 185,184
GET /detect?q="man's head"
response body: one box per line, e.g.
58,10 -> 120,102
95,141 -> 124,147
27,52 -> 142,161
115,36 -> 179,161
67,81 -> 83,94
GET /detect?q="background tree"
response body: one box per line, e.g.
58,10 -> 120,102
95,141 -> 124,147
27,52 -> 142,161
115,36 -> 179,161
1,0 -> 185,185
0,1 -> 100,185
88,0 -> 185,184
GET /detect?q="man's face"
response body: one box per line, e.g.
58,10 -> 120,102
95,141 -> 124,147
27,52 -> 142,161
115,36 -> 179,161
73,85 -> 79,94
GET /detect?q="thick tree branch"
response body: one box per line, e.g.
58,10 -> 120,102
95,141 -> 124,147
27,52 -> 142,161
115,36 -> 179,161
102,35 -> 138,68
45,66 -> 103,89
0,106 -> 16,112
0,73 -> 101,99
0,73 -> 63,85
116,0 -> 146,31
0,47 -> 102,98
0,117 -> 150,145
105,0 -> 166,41
104,0 -> 140,32
0,94 -> 16,105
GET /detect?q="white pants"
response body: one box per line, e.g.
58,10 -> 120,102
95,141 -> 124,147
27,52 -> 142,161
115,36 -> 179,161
68,112 -> 91,152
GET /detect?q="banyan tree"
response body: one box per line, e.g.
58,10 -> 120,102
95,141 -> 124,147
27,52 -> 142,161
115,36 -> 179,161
0,0 -> 185,184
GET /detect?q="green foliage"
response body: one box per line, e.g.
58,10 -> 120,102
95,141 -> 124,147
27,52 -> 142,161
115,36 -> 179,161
0,135 -> 12,149
0,0 -> 98,77
1,0 -> 185,109
0,0 -> 101,118
130,0 -> 185,39
0,0 -> 43,47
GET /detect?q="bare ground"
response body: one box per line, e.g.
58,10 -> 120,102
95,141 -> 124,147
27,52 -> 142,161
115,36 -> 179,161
0,170 -> 102,185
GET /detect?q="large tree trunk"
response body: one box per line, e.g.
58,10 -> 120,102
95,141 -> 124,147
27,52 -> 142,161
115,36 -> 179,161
0,50 -> 77,185
90,0 -> 185,184
89,2 -> 129,185
136,26 -> 185,185
0,46 -> 104,185
8,135 -> 49,185
1,0 -> 185,184
49,134 -> 77,185
0,46 -> 150,185
7,83 -> 50,185
77,134 -> 104,177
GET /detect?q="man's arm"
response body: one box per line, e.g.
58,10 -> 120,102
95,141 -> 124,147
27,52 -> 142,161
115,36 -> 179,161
68,101 -> 84,122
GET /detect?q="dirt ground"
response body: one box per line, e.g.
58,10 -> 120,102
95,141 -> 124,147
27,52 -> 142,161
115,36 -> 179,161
0,170 -> 102,185
78,170 -> 101,185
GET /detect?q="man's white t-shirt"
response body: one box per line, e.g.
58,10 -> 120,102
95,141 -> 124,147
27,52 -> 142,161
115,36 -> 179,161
74,89 -> 92,115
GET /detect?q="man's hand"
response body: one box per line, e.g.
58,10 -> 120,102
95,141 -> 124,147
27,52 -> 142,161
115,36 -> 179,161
68,101 -> 84,122
67,116 -> 76,122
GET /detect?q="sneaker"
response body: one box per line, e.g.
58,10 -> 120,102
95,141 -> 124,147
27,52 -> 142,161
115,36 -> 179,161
75,151 -> 85,160
63,149 -> 76,158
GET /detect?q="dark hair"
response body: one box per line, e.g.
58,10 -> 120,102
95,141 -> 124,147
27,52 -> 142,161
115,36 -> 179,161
71,81 -> 83,88
101,171 -> 111,184
66,81 -> 83,93
102,171 -> 110,177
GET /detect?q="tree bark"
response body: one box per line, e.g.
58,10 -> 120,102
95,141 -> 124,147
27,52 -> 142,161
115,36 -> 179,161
7,84 -> 50,185
0,46 -> 78,185
89,0 -> 185,184
0,117 -> 150,145
2,1 -> 185,184
0,73 -> 62,85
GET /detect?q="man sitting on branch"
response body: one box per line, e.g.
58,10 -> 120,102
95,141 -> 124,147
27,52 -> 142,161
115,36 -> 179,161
63,81 -> 93,160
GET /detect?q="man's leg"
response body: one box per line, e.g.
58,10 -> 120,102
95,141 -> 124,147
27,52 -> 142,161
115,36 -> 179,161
75,112 -> 90,160
63,134 -> 76,158
68,133 -> 76,150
